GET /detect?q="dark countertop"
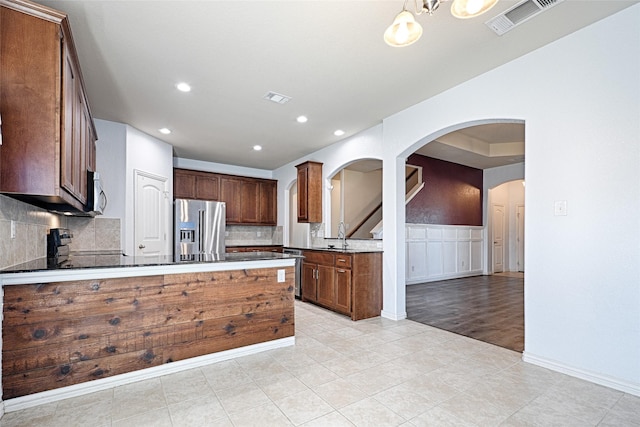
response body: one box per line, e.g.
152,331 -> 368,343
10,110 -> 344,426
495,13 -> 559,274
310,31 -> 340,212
285,246 -> 383,254
0,251 -> 299,275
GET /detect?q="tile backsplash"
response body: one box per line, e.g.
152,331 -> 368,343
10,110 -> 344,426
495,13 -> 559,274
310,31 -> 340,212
225,225 -> 282,246
0,195 -> 121,269
0,195 -> 65,269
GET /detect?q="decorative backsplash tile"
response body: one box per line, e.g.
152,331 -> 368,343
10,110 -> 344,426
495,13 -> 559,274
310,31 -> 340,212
225,225 -> 283,246
0,195 -> 65,269
0,195 -> 122,269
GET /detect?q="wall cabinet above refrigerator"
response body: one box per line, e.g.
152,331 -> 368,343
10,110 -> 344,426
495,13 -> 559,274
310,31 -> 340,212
173,168 -> 277,226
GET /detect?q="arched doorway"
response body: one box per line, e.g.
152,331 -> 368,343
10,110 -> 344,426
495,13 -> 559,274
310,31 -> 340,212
402,122 -> 525,352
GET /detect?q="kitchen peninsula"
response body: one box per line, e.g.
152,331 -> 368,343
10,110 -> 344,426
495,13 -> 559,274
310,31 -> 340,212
0,252 -> 296,408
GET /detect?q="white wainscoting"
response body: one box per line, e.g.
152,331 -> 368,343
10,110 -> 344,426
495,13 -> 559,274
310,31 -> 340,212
406,224 -> 484,284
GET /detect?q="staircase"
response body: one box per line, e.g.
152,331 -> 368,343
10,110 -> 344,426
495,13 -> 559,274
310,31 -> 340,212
350,165 -> 424,239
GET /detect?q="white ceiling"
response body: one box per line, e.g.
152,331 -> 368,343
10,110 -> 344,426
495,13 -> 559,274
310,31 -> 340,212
35,0 -> 637,170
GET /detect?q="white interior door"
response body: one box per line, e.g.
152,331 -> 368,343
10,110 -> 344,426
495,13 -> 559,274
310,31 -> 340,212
135,170 -> 169,256
516,204 -> 525,272
492,204 -> 505,273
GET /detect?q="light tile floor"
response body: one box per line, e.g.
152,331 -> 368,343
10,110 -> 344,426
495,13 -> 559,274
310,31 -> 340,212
3,301 -> 639,426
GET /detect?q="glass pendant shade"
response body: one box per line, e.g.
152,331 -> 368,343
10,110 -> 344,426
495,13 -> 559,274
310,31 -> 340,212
384,10 -> 423,47
451,0 -> 498,18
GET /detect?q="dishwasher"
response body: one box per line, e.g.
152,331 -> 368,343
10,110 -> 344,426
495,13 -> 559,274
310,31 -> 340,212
283,248 -> 303,298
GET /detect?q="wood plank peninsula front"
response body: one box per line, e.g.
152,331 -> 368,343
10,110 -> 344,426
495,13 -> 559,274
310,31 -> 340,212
0,253 -> 296,406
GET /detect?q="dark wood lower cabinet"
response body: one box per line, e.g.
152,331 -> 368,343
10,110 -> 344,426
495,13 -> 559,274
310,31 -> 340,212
2,266 -> 294,399
301,250 -> 382,320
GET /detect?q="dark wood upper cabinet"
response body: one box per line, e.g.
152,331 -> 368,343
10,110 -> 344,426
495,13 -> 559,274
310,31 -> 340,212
220,176 -> 243,224
240,179 -> 260,223
259,180 -> 277,225
174,168 -> 220,201
174,168 -> 277,226
296,161 -> 322,223
0,1 -> 96,211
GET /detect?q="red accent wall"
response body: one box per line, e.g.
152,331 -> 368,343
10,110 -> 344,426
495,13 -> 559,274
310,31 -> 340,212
406,154 -> 483,226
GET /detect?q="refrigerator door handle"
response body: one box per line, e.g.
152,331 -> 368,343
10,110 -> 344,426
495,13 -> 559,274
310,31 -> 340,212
198,210 -> 205,253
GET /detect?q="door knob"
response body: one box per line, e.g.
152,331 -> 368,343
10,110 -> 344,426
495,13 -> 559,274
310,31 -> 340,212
139,244 -> 146,249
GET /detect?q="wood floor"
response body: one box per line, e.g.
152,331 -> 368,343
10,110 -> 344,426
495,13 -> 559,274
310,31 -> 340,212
406,273 -> 524,352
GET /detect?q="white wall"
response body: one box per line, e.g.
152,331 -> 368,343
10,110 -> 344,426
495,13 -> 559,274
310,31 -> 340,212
273,124 -> 383,244
95,119 -> 127,248
378,5 -> 639,394
95,120 -> 173,255
174,157 -> 273,180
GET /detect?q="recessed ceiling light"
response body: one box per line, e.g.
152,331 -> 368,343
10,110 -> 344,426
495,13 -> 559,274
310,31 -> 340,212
159,128 -> 172,135
296,115 -> 308,123
176,82 -> 191,92
334,129 -> 345,136
253,145 -> 263,151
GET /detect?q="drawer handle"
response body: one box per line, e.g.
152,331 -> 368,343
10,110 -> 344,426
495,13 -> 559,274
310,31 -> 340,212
337,259 -> 347,263
337,269 -> 346,273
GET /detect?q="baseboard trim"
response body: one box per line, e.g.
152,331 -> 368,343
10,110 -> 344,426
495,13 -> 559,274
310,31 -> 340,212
523,351 -> 640,397
3,336 -> 295,413
381,310 -> 407,321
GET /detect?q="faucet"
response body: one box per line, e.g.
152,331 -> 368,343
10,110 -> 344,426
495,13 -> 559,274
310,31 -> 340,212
338,221 -> 348,249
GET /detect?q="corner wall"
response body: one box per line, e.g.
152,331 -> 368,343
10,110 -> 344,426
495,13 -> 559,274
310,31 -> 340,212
382,5 -> 639,393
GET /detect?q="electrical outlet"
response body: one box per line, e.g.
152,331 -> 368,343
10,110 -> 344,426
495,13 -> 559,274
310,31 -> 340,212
10,220 -> 16,239
277,269 -> 285,282
554,200 -> 568,216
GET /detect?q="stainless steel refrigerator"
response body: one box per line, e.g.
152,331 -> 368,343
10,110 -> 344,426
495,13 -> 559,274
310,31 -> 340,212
174,199 -> 226,259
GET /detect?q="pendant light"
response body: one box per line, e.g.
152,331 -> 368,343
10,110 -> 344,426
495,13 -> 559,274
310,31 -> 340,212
384,9 -> 423,47
451,0 -> 499,18
384,0 -> 500,47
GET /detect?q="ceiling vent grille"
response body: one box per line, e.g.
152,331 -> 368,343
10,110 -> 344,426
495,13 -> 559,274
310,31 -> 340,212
263,91 -> 291,104
486,0 -> 564,36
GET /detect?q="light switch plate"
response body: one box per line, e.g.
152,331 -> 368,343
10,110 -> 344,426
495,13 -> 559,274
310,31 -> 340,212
277,269 -> 285,282
554,200 -> 568,216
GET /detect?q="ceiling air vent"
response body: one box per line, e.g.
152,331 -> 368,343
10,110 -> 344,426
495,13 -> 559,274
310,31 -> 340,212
486,0 -> 564,36
263,91 -> 291,104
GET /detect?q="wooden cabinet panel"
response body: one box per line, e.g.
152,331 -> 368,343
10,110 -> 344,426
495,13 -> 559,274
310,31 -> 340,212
0,3 -> 96,211
174,169 -> 197,199
301,249 -> 382,320
174,169 -> 220,201
259,180 -> 277,225
220,177 -> 242,223
240,179 -> 260,223
174,168 -> 276,225
316,264 -> 335,308
296,161 -> 322,223
334,267 -> 352,315
302,262 -> 317,301
196,174 -> 219,200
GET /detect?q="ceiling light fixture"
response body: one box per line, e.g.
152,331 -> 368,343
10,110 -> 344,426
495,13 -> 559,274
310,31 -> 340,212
384,0 -> 499,47
253,145 -> 263,151
296,115 -> 308,123
176,82 -> 191,92
334,130 -> 345,137
159,128 -> 172,134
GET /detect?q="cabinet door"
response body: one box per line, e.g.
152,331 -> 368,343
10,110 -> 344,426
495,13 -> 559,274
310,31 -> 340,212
301,262 -> 317,302
220,177 -> 242,223
240,179 -> 260,223
316,264 -> 335,308
334,268 -> 352,315
196,174 -> 219,201
174,170 -> 196,199
297,165 -> 309,222
259,181 -> 277,225
61,48 -> 78,198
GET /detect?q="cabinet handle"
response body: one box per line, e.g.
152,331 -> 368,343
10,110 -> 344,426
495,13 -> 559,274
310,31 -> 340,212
337,269 -> 346,273
337,258 -> 346,263
138,244 -> 145,249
